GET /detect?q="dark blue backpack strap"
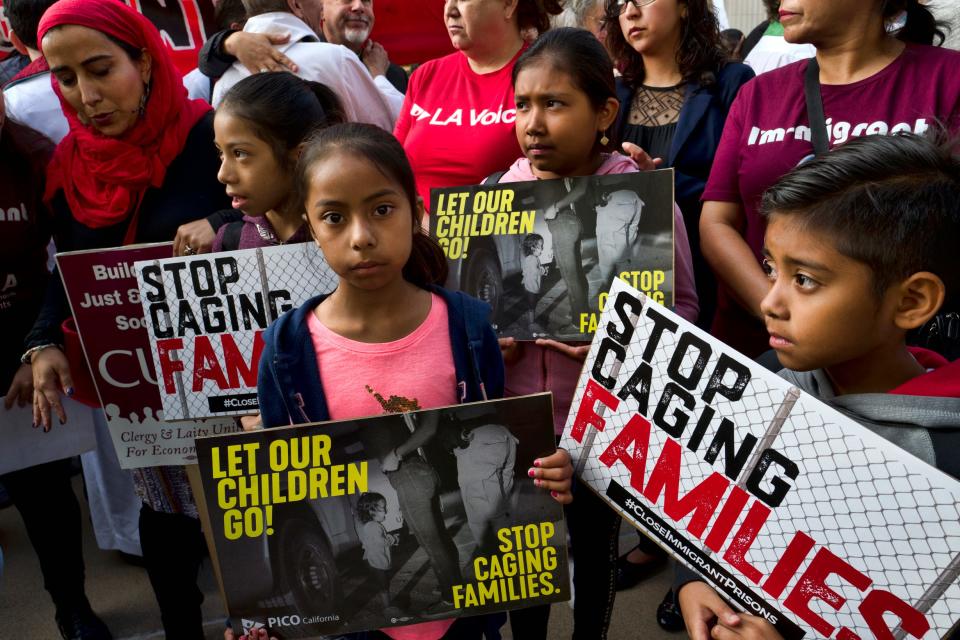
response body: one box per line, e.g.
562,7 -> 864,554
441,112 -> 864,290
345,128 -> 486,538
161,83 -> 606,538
482,171 -> 507,186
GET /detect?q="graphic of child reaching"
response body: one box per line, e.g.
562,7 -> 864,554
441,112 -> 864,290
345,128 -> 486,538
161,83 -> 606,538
355,492 -> 401,614
520,233 -> 549,334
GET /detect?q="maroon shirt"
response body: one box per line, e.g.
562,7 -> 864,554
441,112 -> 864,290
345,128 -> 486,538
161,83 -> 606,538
211,213 -> 311,251
0,122 -> 54,388
703,43 -> 960,354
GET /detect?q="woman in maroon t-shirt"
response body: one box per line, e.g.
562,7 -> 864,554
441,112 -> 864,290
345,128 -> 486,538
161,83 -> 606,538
700,0 -> 960,356
393,0 -> 563,210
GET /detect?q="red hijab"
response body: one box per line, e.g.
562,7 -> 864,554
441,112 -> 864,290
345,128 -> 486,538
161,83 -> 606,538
38,0 -> 211,229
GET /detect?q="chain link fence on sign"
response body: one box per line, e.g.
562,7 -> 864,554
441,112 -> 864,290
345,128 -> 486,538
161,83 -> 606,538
138,243 -> 337,421
565,279 -> 960,639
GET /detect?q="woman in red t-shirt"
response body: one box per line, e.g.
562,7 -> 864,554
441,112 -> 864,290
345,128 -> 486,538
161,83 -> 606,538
700,0 -> 960,357
393,0 -> 563,211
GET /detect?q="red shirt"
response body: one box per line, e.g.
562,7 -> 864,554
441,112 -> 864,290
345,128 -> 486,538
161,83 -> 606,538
394,49 -> 524,211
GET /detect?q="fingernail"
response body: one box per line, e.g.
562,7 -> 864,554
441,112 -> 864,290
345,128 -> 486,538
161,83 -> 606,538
534,478 -> 542,487
527,468 -> 535,478
551,490 -> 559,498
533,458 -> 542,467
59,418 -> 65,425
66,387 -> 75,396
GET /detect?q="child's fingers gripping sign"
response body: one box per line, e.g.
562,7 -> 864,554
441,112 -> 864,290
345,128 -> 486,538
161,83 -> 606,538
677,581 -> 741,640
534,339 -> 589,362
225,625 -> 278,640
498,337 -> 523,365
710,615 -> 783,640
528,448 -> 573,504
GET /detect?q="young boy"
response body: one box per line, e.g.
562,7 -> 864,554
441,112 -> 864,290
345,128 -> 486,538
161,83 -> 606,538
678,132 -> 960,640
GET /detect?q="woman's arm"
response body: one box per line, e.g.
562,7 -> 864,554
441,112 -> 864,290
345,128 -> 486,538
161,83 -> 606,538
24,265 -> 75,430
699,200 -> 768,318
545,179 -> 590,218
198,29 -> 297,78
672,203 -> 700,323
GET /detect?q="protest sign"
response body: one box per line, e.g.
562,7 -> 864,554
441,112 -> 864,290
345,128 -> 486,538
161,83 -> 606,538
135,243 -> 337,420
431,170 -> 675,340
0,400 -> 97,475
194,393 -> 569,636
58,244 -> 239,468
560,278 -> 960,639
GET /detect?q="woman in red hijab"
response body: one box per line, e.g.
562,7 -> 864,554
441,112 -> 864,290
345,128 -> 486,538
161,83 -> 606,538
24,1 -> 232,636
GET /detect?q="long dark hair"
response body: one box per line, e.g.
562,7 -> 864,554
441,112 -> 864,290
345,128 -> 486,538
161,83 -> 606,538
604,0 -> 727,87
882,0 -> 946,45
761,131 -> 960,305
296,123 -> 448,289
517,0 -> 565,33
220,72 -> 345,172
513,27 -> 618,150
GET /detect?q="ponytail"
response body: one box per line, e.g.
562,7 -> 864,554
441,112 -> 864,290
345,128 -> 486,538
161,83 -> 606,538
516,0 -> 564,34
884,0 -> 947,45
404,232 -> 449,288
304,80 -> 346,127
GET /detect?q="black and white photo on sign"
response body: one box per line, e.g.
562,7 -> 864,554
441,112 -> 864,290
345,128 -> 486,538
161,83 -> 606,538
433,170 -> 675,341
196,394 -> 568,637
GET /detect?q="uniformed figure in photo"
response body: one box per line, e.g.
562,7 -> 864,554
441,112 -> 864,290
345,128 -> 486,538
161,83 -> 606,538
595,189 -> 644,283
438,406 -> 520,553
520,233 -> 549,333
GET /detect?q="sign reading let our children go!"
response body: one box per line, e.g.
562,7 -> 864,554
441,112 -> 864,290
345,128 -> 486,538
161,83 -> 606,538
194,394 -> 569,636
562,278 -> 960,640
431,171 -> 676,342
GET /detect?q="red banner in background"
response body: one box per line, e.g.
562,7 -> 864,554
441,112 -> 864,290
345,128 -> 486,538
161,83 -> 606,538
0,0 -> 214,75
373,0 -> 453,66
2,0 -> 450,70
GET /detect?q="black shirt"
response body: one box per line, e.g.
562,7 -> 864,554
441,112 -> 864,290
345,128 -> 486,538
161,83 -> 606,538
0,122 -> 54,387
26,111 -> 234,349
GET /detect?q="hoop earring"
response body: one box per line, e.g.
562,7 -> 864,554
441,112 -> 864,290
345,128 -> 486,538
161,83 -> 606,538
138,82 -> 150,117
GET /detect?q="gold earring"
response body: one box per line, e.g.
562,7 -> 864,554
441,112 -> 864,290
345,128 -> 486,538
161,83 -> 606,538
138,82 -> 151,116
600,130 -> 610,146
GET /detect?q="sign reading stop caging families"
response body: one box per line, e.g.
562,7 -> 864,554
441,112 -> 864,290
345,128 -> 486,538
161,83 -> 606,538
58,244 -> 239,469
134,243 -> 337,421
561,277 -> 960,640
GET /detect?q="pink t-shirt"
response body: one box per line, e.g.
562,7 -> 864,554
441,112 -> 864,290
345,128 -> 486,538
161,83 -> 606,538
394,49 -> 524,211
308,293 -> 458,420
307,293 -> 457,639
703,43 -> 960,354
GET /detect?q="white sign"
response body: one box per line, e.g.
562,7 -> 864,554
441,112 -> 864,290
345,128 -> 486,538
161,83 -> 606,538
561,278 -> 960,640
135,243 -> 337,421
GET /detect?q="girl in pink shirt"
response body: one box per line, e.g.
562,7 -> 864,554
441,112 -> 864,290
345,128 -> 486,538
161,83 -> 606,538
238,123 -> 573,640
493,28 -> 699,639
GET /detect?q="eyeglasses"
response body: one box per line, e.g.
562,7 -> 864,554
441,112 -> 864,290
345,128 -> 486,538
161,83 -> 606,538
614,0 -> 658,14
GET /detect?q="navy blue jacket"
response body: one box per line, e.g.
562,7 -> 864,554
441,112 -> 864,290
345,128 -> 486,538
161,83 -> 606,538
616,62 -> 754,327
615,62 -> 755,224
257,286 -> 505,427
